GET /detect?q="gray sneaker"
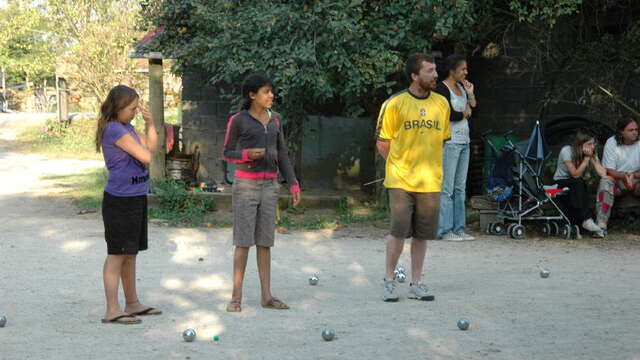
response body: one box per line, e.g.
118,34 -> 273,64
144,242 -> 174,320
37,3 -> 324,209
440,232 -> 464,241
455,232 -> 476,241
408,282 -> 435,301
382,278 -> 399,302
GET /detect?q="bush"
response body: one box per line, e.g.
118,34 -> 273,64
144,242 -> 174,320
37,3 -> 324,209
149,178 -> 214,226
17,115 -> 100,159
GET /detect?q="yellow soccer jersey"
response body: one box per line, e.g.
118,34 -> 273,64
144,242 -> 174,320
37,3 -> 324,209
376,89 -> 451,192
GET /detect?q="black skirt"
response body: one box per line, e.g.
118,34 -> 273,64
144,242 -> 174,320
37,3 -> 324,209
102,191 -> 148,255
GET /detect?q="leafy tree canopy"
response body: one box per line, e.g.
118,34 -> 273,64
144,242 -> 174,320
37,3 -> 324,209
0,0 -> 55,85
144,0 -> 638,125
144,0 -> 495,120
46,0 -> 147,104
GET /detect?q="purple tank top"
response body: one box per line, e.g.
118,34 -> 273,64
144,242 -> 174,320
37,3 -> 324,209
102,121 -> 149,196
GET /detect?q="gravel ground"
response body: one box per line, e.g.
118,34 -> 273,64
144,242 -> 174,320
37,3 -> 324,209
1,113 -> 639,360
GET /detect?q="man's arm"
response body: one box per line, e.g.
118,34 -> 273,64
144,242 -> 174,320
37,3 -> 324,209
376,139 -> 390,160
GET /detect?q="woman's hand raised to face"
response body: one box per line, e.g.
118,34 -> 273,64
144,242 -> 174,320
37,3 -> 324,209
140,106 -> 153,124
582,143 -> 595,158
463,80 -> 474,95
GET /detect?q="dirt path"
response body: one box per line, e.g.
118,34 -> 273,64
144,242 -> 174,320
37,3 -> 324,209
1,113 -> 639,360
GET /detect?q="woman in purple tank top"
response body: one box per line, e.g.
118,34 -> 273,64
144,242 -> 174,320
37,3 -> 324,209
95,85 -> 161,324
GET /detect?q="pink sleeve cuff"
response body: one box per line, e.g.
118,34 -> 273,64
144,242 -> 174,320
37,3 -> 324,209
289,184 -> 300,194
241,149 -> 250,162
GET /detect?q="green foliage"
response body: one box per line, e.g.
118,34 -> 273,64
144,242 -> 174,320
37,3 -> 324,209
145,0 -> 490,140
508,0 -> 582,26
336,197 -> 387,224
0,1 -> 55,83
277,196 -> 387,230
336,197 -> 355,223
276,214 -> 293,228
45,0 -> 147,105
302,216 -> 339,230
143,0 -> 599,141
500,0 -> 640,122
150,178 -> 214,226
16,115 -> 101,159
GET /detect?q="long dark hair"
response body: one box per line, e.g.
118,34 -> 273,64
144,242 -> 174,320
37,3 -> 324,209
615,118 -> 638,145
570,130 -> 595,167
241,72 -> 273,110
95,85 -> 139,152
442,54 -> 467,81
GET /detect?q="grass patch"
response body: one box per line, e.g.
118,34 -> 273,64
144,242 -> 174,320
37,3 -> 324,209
15,108 -> 181,160
276,197 -> 388,230
40,167 -> 108,210
15,115 -> 102,160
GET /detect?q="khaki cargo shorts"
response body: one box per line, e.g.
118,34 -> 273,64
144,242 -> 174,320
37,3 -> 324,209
388,188 -> 440,240
232,178 -> 279,247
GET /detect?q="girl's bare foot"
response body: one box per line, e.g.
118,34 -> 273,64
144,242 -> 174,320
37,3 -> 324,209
124,301 -> 162,316
226,299 -> 242,312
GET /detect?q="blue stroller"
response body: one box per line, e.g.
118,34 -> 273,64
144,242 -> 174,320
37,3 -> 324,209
483,122 -> 575,239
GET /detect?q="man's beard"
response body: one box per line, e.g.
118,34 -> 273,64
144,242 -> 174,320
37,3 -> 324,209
419,78 -> 436,91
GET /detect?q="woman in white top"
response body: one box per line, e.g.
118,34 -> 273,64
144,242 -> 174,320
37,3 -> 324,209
434,54 -> 477,241
553,130 -> 607,237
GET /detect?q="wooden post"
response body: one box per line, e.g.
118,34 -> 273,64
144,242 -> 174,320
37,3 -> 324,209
1,67 -> 5,112
148,57 -> 166,180
1,67 -> 6,98
57,77 -> 68,122
43,79 -> 47,112
55,74 -> 59,120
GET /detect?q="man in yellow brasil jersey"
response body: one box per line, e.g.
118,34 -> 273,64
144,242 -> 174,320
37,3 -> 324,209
375,53 -> 450,302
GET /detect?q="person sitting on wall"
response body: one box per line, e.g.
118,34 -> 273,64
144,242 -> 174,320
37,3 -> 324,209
595,118 -> 640,234
552,130 -> 607,237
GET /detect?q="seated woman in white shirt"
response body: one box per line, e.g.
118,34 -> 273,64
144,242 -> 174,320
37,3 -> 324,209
553,130 -> 606,237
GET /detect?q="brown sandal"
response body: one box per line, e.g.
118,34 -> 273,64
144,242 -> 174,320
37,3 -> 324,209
261,297 -> 289,310
226,299 -> 242,312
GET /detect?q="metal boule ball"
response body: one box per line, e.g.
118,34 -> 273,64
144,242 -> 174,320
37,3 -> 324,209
0,315 -> 6,328
321,328 -> 335,341
182,328 -> 196,342
396,272 -> 406,283
308,274 -> 319,286
540,268 -> 550,278
396,265 -> 406,274
457,317 -> 470,330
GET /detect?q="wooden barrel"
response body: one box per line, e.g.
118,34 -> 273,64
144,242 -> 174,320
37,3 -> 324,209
166,156 -> 195,184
